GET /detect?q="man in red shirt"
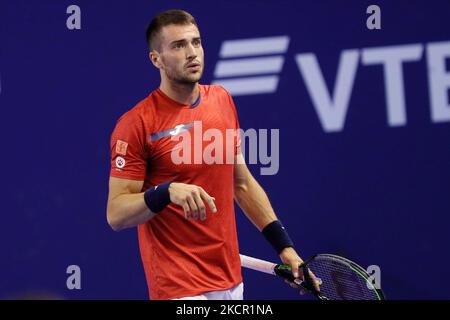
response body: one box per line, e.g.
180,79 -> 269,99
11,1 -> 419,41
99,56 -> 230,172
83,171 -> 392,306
107,9 -> 308,300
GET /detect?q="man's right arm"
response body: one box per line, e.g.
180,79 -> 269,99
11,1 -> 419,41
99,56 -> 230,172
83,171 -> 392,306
106,177 -> 218,231
107,177 -> 154,231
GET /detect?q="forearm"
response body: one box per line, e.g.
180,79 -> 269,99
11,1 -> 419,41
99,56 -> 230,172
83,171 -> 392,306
107,192 -> 156,231
234,174 -> 277,231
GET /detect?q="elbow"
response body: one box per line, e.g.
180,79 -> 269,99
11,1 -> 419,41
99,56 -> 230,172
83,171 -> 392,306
107,209 -> 124,232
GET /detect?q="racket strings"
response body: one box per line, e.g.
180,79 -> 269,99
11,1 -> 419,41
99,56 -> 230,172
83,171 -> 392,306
307,257 -> 379,300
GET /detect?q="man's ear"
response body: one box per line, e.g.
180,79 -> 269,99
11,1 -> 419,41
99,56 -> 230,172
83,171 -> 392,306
149,50 -> 162,69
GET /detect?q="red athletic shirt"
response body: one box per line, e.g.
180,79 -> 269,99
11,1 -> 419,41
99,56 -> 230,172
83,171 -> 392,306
109,84 -> 243,299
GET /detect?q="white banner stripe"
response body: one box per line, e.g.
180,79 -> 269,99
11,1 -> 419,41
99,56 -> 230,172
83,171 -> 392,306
220,36 -> 290,58
214,56 -> 284,77
213,76 -> 279,96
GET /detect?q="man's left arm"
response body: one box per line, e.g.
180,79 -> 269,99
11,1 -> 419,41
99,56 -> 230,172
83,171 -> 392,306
233,152 -> 304,280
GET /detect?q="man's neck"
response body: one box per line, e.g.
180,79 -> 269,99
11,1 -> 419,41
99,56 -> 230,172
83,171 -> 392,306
159,80 -> 199,106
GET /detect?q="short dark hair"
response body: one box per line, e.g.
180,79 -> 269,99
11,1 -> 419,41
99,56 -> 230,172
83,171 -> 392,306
146,9 -> 198,51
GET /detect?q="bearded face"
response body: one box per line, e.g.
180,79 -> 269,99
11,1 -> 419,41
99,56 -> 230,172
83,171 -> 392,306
155,23 -> 204,85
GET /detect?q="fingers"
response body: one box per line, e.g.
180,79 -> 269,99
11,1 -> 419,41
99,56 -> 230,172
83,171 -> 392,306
199,188 -> 217,214
182,203 -> 191,219
291,262 -> 300,279
309,270 -> 321,292
187,187 -> 216,221
298,268 -> 321,293
285,260 -> 310,296
192,190 -> 206,221
170,183 -> 217,221
186,195 -> 199,220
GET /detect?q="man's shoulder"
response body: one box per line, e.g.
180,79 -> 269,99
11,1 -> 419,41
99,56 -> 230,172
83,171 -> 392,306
201,83 -> 229,95
201,84 -> 233,103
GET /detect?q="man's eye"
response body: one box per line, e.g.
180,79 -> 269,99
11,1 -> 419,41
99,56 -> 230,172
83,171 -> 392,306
174,43 -> 184,49
193,40 -> 201,46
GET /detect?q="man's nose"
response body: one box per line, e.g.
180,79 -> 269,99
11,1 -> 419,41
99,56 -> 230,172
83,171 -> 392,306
185,43 -> 197,59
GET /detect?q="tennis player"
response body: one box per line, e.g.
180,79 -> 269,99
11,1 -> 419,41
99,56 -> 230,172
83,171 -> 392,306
107,9 -> 307,300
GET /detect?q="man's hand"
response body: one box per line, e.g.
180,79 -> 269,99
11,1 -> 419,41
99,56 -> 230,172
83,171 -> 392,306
279,247 -> 320,294
169,183 -> 217,220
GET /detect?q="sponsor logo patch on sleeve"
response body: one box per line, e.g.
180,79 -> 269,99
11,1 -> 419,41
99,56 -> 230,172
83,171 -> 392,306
116,140 -> 128,156
115,156 -> 126,169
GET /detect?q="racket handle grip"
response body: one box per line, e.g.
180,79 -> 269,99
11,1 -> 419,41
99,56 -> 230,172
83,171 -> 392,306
274,264 -> 323,287
274,264 -> 297,282
274,265 -> 317,294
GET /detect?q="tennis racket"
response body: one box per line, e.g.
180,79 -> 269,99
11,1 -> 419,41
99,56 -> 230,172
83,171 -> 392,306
240,253 -> 385,300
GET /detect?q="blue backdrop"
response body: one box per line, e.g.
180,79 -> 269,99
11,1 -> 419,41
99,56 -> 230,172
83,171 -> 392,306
1,0 -> 449,299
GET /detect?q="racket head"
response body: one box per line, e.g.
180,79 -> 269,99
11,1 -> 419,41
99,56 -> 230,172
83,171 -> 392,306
300,254 -> 386,300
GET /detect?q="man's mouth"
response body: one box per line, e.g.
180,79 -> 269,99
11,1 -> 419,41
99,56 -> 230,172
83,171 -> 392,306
186,62 -> 201,70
